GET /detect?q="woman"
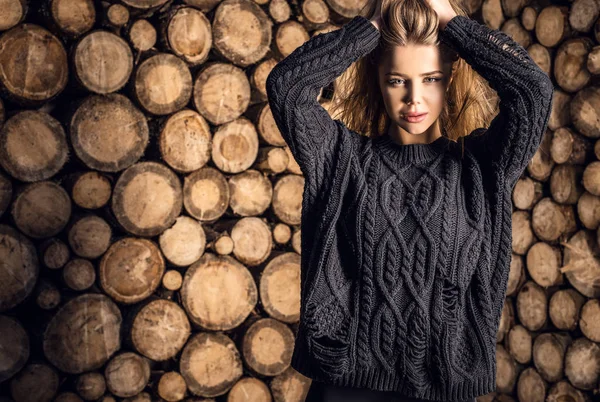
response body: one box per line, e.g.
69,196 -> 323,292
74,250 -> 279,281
266,0 -> 554,401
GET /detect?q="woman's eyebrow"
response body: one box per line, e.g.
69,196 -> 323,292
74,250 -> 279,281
385,70 -> 444,76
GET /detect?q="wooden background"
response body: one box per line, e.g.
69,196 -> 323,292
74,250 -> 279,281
0,0 -> 599,401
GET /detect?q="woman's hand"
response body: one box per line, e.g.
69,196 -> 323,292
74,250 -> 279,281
424,0 -> 458,30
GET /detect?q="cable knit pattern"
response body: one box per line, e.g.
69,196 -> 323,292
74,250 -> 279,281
266,14 -> 553,401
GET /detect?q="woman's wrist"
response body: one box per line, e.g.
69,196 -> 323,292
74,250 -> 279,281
438,12 -> 458,31
369,17 -> 381,30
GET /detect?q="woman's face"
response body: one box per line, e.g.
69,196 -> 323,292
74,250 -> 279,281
377,43 -> 454,141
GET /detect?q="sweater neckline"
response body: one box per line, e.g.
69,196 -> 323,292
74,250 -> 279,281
373,134 -> 449,164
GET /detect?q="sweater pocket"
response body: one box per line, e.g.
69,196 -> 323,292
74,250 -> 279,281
303,228 -> 356,378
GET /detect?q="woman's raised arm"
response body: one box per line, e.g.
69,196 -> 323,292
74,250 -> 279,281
438,14 -> 554,188
266,16 -> 380,192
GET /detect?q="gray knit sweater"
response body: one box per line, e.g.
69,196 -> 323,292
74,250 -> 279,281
266,14 -> 553,401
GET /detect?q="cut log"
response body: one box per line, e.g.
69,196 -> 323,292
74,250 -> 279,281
63,258 -> 96,291
255,102 -> 288,147
73,30 -> 134,94
213,235 -> 234,255
583,161 -> 600,195
211,118 -> 258,173
160,6 -> 211,66
183,0 -> 219,12
274,20 -> 310,59
0,315 -> 29,383
532,332 -> 572,382
193,64 -> 251,125
47,0 -> 96,38
99,237 -> 165,304
106,4 -> 130,28
300,0 -> 328,25
554,38 -> 593,93
569,0 -> 600,33
516,367 -> 546,402
43,293 -> 122,374
55,392 -> 84,402
181,253 -> 257,330
228,169 -> 273,216
70,171 -> 113,210
579,298 -> 600,342
122,0 -> 170,10
128,19 -> 157,52
183,167 -> 230,221
496,344 -> 518,394
527,43 -> 551,77
0,110 -> 68,182
506,324 -> 532,364
550,127 -> 592,165
158,215 -> 206,266
179,332 -> 243,397
131,299 -> 191,361
481,0 -> 505,30
11,181 -> 72,239
513,177 -> 543,211
70,93 -> 149,172
68,215 -> 112,258
75,372 -> 107,401
162,270 -> 183,290
0,224 -> 38,312
241,317 -> 295,376
272,174 -> 303,226
104,352 -> 151,398
548,288 -> 585,331
535,6 -> 570,48
211,0 -> 272,67
9,363 -> 59,402
251,59 -> 278,102
517,281 -> 548,331
158,109 -> 212,173
571,86 -> 600,139
546,381 -> 590,402
230,217 -> 273,266
561,229 -> 600,298
548,89 -> 571,131
36,278 -> 61,310
0,24 -> 68,105
157,371 -> 187,401
0,0 -> 27,31
530,198 -> 568,242
577,191 -> 600,230
227,377 -> 271,402
498,298 -> 515,343
112,162 -> 182,236
259,252 -> 300,323
254,146 -> 289,174
564,338 -> 600,390
525,242 -> 563,287
123,392 -> 152,402
269,367 -> 312,402
40,237 -> 70,269
134,52 -> 192,115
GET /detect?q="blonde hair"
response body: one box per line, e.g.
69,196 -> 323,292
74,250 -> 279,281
329,0 -> 497,150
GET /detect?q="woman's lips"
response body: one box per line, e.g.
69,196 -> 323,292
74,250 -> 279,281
401,112 -> 428,123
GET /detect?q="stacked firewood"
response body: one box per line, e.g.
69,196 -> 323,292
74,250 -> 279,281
0,0 -> 598,401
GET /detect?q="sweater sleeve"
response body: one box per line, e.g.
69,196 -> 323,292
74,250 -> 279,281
265,16 -> 380,185
438,15 -> 554,188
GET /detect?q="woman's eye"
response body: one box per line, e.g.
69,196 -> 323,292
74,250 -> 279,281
388,77 -> 442,86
